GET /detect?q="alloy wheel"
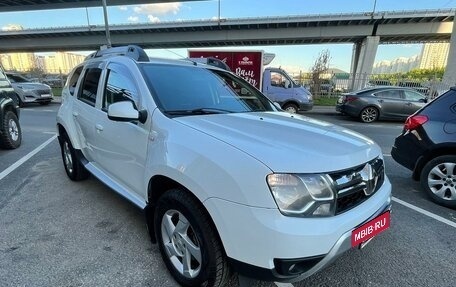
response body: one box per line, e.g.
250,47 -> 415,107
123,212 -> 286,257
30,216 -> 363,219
8,119 -> 19,142
63,141 -> 74,174
427,162 -> 456,201
161,209 -> 202,279
361,107 -> 378,123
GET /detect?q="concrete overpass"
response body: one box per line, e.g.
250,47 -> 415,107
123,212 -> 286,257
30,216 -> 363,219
1,9 -> 456,87
0,0 -> 204,12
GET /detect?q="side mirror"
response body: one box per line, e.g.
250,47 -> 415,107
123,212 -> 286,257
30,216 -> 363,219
419,98 -> 428,103
107,101 -> 140,122
273,102 -> 282,110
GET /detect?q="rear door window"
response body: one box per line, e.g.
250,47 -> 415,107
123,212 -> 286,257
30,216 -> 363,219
375,90 -> 403,100
78,68 -> 102,106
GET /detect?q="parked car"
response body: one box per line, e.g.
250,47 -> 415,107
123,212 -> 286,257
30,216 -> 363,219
0,67 -> 21,149
397,80 -> 430,96
392,88 -> 456,208
57,45 -> 391,286
6,72 -> 53,106
336,86 -> 428,123
366,79 -> 391,87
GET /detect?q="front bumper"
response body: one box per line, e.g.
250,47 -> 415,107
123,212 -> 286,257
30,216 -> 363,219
204,177 -> 392,283
298,100 -> 314,111
22,90 -> 53,103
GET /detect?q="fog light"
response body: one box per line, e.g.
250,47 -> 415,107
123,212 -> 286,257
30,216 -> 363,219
312,203 -> 331,216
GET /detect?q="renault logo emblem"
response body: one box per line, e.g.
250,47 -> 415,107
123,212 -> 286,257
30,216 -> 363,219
360,163 -> 378,196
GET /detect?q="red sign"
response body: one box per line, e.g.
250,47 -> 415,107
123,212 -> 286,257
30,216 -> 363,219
351,211 -> 390,247
188,50 -> 263,89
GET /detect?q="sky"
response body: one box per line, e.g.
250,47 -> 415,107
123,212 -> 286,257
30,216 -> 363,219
0,0 -> 455,73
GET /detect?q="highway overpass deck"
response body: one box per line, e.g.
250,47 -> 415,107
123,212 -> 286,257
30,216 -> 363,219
0,9 -> 454,52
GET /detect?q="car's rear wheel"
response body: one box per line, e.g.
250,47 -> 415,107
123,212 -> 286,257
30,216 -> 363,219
283,103 -> 299,114
60,135 -> 89,181
420,155 -> 456,209
0,110 -> 22,149
359,107 -> 379,123
154,189 -> 230,287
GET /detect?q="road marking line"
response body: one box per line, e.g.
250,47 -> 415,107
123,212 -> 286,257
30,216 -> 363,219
275,282 -> 293,287
392,197 -> 456,228
0,135 -> 57,181
383,154 -> 392,157
43,131 -> 57,135
22,109 -> 54,112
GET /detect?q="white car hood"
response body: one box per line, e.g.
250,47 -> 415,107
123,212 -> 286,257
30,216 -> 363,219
11,82 -> 50,90
175,112 -> 381,173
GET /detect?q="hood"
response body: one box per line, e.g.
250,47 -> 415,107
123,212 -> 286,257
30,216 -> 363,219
175,112 -> 381,173
11,82 -> 51,90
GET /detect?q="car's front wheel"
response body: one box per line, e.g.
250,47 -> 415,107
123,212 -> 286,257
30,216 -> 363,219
420,155 -> 456,209
0,110 -> 22,149
154,189 -> 230,287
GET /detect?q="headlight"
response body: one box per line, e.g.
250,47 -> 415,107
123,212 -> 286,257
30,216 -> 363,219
267,173 -> 336,217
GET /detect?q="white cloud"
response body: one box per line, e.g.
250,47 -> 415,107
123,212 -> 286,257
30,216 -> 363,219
119,6 -> 128,11
128,16 -> 139,23
134,3 -> 181,15
1,24 -> 23,31
148,15 -> 161,23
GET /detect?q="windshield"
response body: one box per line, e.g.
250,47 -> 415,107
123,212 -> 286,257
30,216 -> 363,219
141,64 -> 276,116
7,74 -> 30,83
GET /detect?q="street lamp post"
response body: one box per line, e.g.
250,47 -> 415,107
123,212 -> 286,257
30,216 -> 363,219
101,0 -> 112,48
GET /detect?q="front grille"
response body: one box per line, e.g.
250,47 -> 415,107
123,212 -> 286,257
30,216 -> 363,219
37,89 -> 52,95
330,158 -> 384,215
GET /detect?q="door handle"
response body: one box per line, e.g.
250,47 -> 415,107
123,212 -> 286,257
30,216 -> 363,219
406,102 -> 412,106
72,111 -> 78,118
95,124 -> 104,132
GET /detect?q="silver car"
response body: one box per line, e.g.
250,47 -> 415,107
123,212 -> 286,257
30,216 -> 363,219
336,86 -> 428,123
6,73 -> 53,106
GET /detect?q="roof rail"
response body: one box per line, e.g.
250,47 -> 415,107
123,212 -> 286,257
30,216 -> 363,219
85,45 -> 149,62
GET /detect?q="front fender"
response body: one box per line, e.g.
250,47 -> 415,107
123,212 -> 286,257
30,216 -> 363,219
144,111 -> 276,209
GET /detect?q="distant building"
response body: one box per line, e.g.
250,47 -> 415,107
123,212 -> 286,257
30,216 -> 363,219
373,43 -> 449,74
0,52 -> 86,74
419,43 -> 449,69
0,53 -> 36,72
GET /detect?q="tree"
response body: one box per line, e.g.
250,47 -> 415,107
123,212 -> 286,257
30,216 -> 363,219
310,49 -> 331,97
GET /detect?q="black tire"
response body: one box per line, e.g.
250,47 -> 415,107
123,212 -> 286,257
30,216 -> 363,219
359,106 -> 379,123
39,101 -> 50,106
0,110 -> 22,149
283,103 -> 299,114
154,189 -> 230,287
59,134 -> 89,181
420,155 -> 456,209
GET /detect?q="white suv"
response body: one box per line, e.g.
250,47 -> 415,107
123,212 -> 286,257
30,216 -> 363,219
56,46 -> 392,286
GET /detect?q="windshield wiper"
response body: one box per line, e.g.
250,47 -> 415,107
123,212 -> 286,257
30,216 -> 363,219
164,108 -> 232,116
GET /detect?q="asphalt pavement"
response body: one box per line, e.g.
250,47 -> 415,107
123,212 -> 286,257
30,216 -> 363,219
0,104 -> 455,287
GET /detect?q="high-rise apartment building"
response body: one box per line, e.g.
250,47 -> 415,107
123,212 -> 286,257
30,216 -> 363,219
0,52 -> 86,74
419,42 -> 450,69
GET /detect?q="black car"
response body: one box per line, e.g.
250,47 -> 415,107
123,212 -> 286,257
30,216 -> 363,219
336,86 -> 428,123
391,88 -> 456,208
0,66 -> 22,149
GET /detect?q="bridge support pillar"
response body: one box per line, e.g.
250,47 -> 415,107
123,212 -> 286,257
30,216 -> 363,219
443,12 -> 456,85
349,36 -> 379,91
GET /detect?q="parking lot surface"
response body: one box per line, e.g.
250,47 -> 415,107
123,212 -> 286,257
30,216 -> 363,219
1,104 -> 455,287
